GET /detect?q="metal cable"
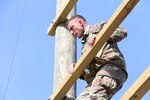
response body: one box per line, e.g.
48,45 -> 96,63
4,0 -> 27,99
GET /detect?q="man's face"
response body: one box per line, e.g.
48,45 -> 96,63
67,18 -> 84,38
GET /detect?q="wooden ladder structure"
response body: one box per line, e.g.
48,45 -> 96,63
121,66 -> 150,100
47,0 -> 140,99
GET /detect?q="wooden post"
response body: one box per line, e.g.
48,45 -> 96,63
52,0 -> 77,99
120,66 -> 150,100
47,0 -> 77,36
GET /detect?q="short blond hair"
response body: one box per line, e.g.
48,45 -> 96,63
66,15 -> 86,27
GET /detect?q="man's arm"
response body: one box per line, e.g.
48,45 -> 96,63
88,23 -> 127,45
107,26 -> 127,43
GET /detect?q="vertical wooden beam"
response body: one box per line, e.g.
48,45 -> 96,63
47,0 -> 77,36
120,66 -> 150,100
50,0 -> 139,100
50,0 -> 77,100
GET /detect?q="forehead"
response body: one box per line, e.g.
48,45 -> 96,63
68,18 -> 80,25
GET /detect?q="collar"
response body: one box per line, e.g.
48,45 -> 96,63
81,25 -> 90,44
83,25 -> 91,35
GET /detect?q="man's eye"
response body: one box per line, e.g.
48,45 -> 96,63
70,26 -> 74,30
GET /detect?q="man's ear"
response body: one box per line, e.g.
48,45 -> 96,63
79,20 -> 84,27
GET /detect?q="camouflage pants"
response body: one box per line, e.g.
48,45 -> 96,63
77,64 -> 127,100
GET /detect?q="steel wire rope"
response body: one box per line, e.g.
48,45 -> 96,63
4,0 -> 27,99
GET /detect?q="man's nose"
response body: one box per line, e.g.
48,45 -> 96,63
70,31 -> 75,35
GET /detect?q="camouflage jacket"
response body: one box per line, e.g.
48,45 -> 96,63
80,21 -> 128,80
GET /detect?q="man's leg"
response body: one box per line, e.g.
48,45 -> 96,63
48,95 -> 75,100
89,64 -> 127,100
77,85 -> 91,100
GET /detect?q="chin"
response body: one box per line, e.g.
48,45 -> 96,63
78,36 -> 82,39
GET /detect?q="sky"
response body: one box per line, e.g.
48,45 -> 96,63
0,0 -> 150,100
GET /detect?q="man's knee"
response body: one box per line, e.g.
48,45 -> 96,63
90,94 -> 109,100
48,95 -> 75,100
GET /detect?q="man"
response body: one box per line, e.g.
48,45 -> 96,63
66,15 -> 128,100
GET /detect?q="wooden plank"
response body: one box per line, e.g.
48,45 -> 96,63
50,0 -> 139,99
120,66 -> 150,100
47,0 -> 77,36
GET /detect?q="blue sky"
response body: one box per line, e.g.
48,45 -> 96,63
0,0 -> 150,100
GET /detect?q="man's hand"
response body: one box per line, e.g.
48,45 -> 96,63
69,63 -> 75,74
88,35 -> 96,46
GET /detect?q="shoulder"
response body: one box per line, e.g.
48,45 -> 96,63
90,21 -> 107,33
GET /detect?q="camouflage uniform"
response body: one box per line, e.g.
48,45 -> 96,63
77,22 -> 128,100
